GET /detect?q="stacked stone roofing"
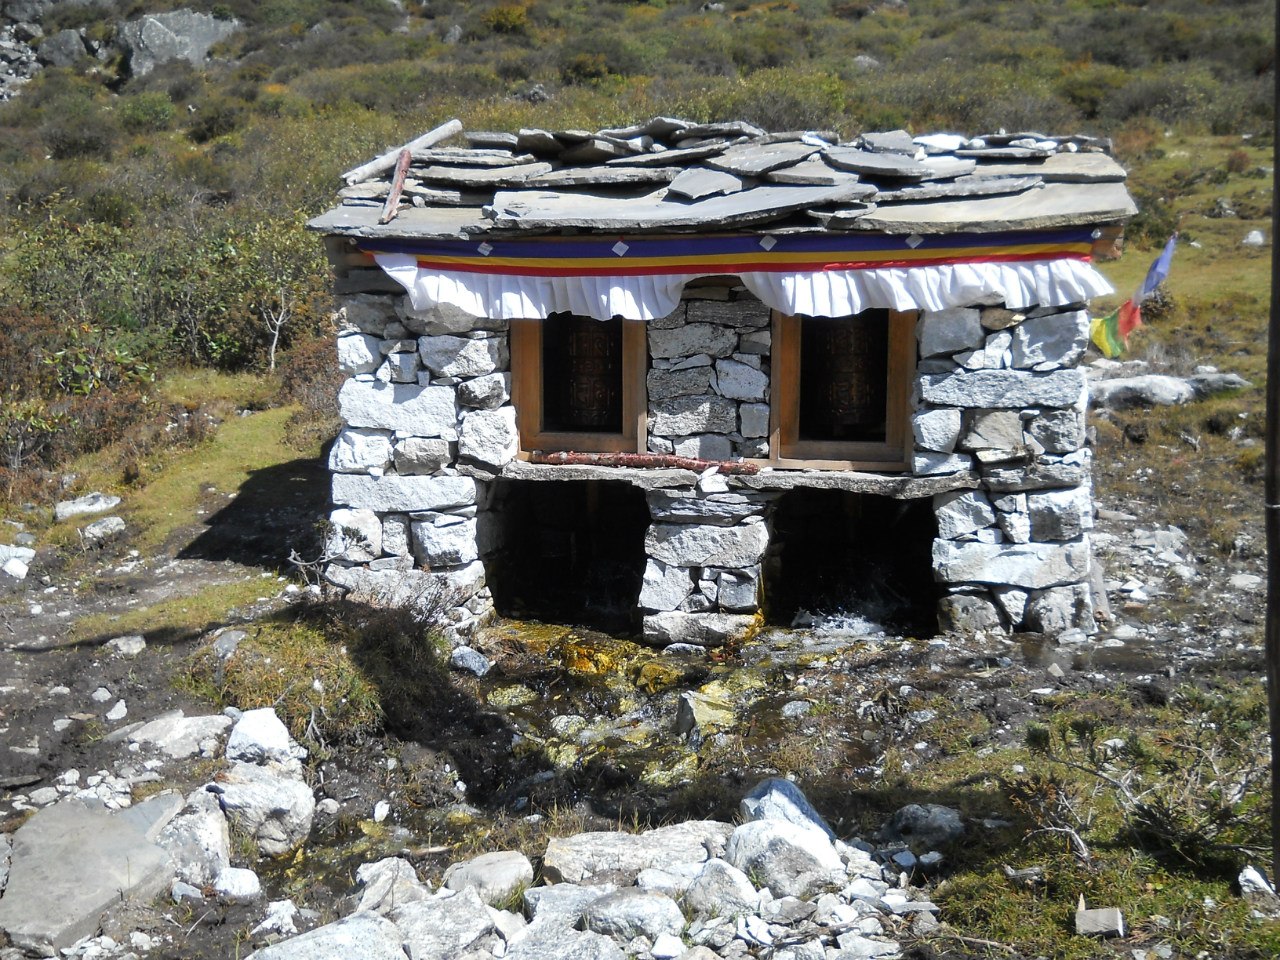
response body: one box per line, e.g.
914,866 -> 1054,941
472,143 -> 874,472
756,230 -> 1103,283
308,118 -> 1136,241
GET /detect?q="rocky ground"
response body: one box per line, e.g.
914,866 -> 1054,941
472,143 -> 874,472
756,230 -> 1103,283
0,369 -> 1276,959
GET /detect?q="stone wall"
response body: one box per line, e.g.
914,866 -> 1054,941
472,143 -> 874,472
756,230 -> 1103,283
321,281 -> 1102,646
911,303 -> 1099,635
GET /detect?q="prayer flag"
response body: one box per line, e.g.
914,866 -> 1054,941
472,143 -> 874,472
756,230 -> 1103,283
1136,234 -> 1177,302
1090,302 -> 1128,359
1090,235 -> 1175,357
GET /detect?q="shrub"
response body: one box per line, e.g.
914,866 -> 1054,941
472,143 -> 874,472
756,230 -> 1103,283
40,94 -> 118,159
188,94 -> 245,142
1225,148 -> 1250,174
119,92 -> 176,133
481,3 -> 529,35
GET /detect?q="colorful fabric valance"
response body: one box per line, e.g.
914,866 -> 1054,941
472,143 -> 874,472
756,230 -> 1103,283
364,228 -> 1113,321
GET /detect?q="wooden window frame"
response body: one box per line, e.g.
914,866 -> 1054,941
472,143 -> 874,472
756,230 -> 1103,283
769,309 -> 916,471
509,316 -> 647,455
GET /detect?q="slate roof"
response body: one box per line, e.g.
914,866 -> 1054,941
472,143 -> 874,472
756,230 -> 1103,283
308,117 -> 1136,240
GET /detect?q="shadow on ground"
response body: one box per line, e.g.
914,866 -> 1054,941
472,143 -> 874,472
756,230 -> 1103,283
178,454 -> 331,570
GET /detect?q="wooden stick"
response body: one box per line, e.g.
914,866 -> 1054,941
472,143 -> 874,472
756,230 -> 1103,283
529,451 -> 760,474
378,149 -> 412,224
342,118 -> 463,185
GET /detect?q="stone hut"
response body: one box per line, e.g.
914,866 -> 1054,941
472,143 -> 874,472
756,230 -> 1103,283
307,118 -> 1136,647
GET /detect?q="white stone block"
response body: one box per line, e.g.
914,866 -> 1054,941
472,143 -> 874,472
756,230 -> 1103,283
338,380 -> 457,438
332,474 -> 476,513
393,437 -> 451,475
1010,311 -> 1089,370
931,538 -> 1091,589
457,373 -> 511,410
459,407 -> 519,469
411,515 -> 479,567
739,403 -> 770,438
918,307 -> 984,358
327,508 -> 383,562
1027,486 -> 1093,541
337,334 -> 382,376
646,522 -> 769,568
715,358 -> 768,401
672,434 -> 733,461
933,491 -> 995,540
639,559 -> 694,612
919,369 -> 1086,409
419,334 -> 507,379
649,323 -> 738,360
328,428 -> 393,474
650,396 -> 737,435
912,452 -> 973,476
382,515 -> 412,557
912,408 -> 961,453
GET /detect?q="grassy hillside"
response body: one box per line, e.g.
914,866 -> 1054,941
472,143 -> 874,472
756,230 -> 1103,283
0,0 -> 1272,495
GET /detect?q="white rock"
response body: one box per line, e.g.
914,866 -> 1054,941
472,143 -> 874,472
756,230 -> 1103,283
1010,311 -> 1089,370
458,372 -> 511,409
81,516 -> 126,544
419,334 -> 507,378
337,380 -> 458,437
105,700 -> 128,722
933,491 -> 996,540
250,899 -> 299,938
131,712 -> 232,760
920,369 -> 1087,409
354,857 -> 433,915
582,888 -> 685,941
332,474 -> 476,513
54,493 -> 121,522
444,850 -> 535,906
740,778 -> 836,839
214,866 -> 261,903
157,789 -> 231,886
458,406 -> 519,468
932,539 -> 1092,589
639,559 -> 694,612
543,821 -> 732,885
1026,486 -> 1093,541
650,324 -> 738,359
394,437 -> 451,475
373,800 -> 390,823
724,819 -> 844,898
3,557 -> 29,580
226,708 -> 305,766
651,932 -> 685,959
911,408 -> 961,453
645,522 -> 769,568
215,762 -> 315,856
91,687 -> 112,702
326,507 -> 383,563
328,427 -> 394,474
1242,229 -> 1267,247
337,333 -> 382,375
389,887 -> 496,959
106,635 -> 146,658
411,514 -> 478,566
1090,375 -> 1195,410
243,913 -> 406,960
683,858 -> 757,918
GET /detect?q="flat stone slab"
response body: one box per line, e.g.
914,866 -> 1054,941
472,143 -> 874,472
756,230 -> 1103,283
706,141 -> 821,177
0,800 -> 172,954
668,167 -> 748,201
851,181 -> 1137,233
130,711 -> 232,759
486,182 -> 879,232
823,147 -> 930,179
54,493 -> 121,522
245,913 -> 407,960
967,151 -> 1127,183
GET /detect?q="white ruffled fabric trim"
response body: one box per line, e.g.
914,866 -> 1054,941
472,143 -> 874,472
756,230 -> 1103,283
373,253 -> 1113,322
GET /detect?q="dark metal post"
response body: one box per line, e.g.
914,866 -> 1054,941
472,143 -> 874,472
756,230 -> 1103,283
1265,0 -> 1280,884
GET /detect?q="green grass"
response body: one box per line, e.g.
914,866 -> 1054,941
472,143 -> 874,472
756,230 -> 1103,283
71,576 -> 275,644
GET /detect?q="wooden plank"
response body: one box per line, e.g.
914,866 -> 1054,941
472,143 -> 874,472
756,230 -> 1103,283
885,310 -> 916,456
509,319 -> 543,448
623,319 -> 647,452
342,118 -> 463,185
378,149 -> 412,225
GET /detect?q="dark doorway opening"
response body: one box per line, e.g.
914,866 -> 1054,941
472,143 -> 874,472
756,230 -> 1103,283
483,479 -> 648,633
763,489 -> 937,634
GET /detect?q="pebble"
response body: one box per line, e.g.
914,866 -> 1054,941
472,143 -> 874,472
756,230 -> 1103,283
373,799 -> 390,822
106,700 -> 128,722
91,687 -> 112,703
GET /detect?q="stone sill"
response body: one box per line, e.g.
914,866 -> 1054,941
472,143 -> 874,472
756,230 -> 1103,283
489,460 -> 977,499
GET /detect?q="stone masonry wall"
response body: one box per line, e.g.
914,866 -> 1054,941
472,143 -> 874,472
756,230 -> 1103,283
322,281 -> 1102,645
910,302 -> 1100,635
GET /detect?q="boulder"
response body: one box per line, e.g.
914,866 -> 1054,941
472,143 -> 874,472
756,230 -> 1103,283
523,882 -> 618,928
390,888 -> 496,960
35,28 -> 86,67
582,888 -> 685,940
725,819 -> 844,898
244,913 -> 406,960
443,850 -> 535,906
353,857 -> 433,915
115,10 -> 240,77
1089,374 -> 1195,409
543,821 -> 731,885
81,515 -> 125,544
504,929 -> 625,960
213,762 -> 315,856
0,800 -> 171,955
740,778 -> 836,840
130,712 -> 232,760
54,492 -> 120,522
881,803 -> 964,850
683,858 -> 758,918
226,707 -> 305,766
157,789 -> 231,886
214,866 -> 262,903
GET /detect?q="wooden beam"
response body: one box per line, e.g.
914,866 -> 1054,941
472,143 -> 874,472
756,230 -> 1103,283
341,118 -> 463,186
378,149 -> 412,225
